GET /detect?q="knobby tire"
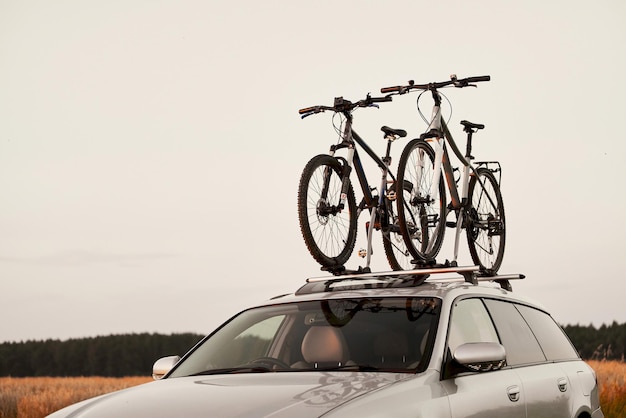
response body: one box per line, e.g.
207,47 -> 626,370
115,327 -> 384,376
297,154 -> 357,269
466,168 -> 506,274
396,139 -> 447,263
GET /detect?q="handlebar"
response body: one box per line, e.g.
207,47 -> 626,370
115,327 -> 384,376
380,74 -> 490,95
299,93 -> 392,118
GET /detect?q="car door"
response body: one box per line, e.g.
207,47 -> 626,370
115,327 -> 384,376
483,299 -> 573,417
515,303 -> 586,417
441,298 -> 526,418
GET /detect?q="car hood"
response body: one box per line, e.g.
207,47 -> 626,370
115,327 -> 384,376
50,372 -> 411,417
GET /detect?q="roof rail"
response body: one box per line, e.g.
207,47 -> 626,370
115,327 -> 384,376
306,265 -> 525,291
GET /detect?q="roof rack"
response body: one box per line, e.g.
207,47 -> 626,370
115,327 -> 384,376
306,265 -> 525,292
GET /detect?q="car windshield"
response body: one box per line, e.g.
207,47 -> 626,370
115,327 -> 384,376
169,297 -> 441,377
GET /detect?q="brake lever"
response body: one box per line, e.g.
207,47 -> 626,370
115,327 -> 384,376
453,81 -> 477,88
300,111 -> 318,119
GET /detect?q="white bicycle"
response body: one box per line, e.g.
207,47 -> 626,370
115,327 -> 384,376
381,75 -> 506,275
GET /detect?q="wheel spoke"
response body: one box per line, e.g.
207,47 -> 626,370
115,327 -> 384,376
298,155 -> 357,268
466,168 -> 505,274
396,140 -> 446,262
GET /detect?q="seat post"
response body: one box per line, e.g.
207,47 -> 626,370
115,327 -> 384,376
384,138 -> 392,162
461,120 -> 484,160
465,130 -> 474,160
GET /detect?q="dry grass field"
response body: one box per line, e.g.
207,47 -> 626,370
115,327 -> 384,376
0,376 -> 150,418
0,362 -> 624,417
588,360 -> 626,418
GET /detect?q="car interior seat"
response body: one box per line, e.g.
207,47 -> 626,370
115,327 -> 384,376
373,330 -> 410,368
291,326 -> 350,369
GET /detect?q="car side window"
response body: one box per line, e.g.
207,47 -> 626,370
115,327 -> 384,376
447,298 -> 499,354
483,299 -> 546,366
515,304 -> 579,361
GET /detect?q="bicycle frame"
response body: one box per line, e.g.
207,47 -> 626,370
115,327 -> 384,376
330,113 -> 399,269
423,121 -> 470,262
420,92 -> 501,264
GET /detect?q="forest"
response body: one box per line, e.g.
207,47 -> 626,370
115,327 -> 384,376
0,333 -> 203,377
563,321 -> 626,361
0,322 -> 624,377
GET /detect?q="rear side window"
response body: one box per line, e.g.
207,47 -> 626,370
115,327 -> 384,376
515,305 -> 579,361
483,299 -> 546,366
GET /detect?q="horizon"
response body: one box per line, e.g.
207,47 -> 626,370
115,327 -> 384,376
2,320 -> 625,345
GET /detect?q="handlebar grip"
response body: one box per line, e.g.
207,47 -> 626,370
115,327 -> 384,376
465,75 -> 490,83
370,95 -> 393,103
380,86 -> 402,94
299,106 -> 317,114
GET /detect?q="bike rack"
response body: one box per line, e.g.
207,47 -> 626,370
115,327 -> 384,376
475,160 -> 502,186
306,265 -> 525,292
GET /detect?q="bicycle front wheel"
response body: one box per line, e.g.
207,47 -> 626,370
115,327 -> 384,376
297,154 -> 357,269
396,139 -> 446,263
382,180 -> 413,270
466,167 -> 506,275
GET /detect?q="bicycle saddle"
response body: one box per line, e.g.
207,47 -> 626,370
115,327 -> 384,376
381,126 -> 407,138
460,120 -> 485,132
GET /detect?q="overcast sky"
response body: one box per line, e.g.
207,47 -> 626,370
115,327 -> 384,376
2,0 -> 625,343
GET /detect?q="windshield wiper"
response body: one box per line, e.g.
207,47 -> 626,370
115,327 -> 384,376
191,366 -> 272,376
333,364 -> 383,372
325,364 -> 412,373
293,364 -> 383,372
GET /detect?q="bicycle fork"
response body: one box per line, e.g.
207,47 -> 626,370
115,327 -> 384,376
452,162 -> 471,264
335,120 -> 356,214
423,137 -> 445,256
423,134 -> 472,265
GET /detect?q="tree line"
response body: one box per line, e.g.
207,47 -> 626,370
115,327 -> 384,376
563,321 -> 625,361
0,322 -> 624,377
0,333 -> 204,377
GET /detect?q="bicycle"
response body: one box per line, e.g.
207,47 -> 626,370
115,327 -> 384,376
380,75 -> 506,275
297,94 -> 412,273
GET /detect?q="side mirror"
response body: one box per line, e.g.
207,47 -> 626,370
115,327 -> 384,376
152,355 -> 180,380
453,342 -> 506,372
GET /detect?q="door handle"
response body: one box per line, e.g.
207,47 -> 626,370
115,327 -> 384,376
507,385 -> 521,402
558,378 -> 568,392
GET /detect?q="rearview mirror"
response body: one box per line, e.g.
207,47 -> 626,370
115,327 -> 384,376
152,355 -> 180,380
453,342 -> 506,372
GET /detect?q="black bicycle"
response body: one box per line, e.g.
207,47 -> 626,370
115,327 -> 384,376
381,75 -> 506,274
297,94 -> 412,273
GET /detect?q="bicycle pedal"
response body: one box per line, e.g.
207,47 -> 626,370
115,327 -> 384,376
357,248 -> 367,258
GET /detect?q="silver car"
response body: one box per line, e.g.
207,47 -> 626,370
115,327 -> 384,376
48,266 -> 603,417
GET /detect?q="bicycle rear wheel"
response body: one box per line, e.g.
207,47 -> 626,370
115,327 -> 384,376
396,139 -> 446,263
382,180 -> 413,270
466,167 -> 506,275
297,154 -> 357,269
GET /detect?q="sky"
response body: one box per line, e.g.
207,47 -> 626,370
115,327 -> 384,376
1,0 -> 625,343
